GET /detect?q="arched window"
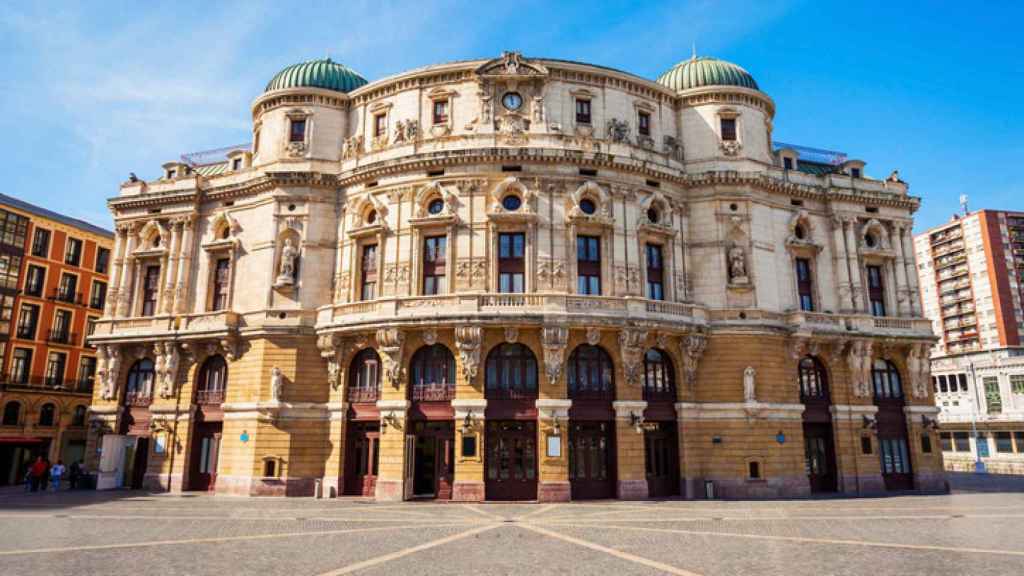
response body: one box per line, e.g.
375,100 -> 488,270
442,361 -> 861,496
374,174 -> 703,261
643,348 -> 676,402
196,355 -> 227,404
798,356 -> 829,401
38,403 -> 56,427
567,345 -> 614,400
485,343 -> 538,399
2,401 -> 21,426
348,349 -> 381,403
872,360 -> 903,400
72,405 -> 87,427
125,359 -> 155,404
409,344 -> 455,401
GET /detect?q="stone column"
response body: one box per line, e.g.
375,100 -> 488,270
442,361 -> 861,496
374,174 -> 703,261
116,227 -> 138,317
374,400 -> 410,501
105,225 -> 126,317
451,399 -> 487,501
901,227 -> 922,316
830,215 -> 853,313
892,224 -> 909,316
162,221 -> 182,314
536,399 -> 571,501
613,400 -> 648,500
843,218 -> 865,313
173,218 -> 194,314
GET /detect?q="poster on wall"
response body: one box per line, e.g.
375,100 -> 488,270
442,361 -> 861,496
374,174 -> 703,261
154,433 -> 167,454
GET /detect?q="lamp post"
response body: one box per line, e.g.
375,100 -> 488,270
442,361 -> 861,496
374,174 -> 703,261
967,362 -> 985,474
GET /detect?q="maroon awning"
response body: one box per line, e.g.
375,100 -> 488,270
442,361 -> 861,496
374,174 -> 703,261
0,437 -> 46,444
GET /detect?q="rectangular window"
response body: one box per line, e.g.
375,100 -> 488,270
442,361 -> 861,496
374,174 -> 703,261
720,117 -> 737,141
432,100 -> 449,125
0,253 -> 23,290
95,247 -> 110,274
953,432 -> 971,452
940,432 -> 953,452
24,265 -> 45,297
45,351 -> 66,387
78,356 -> 97,390
11,348 -> 32,384
938,374 -> 948,393
16,304 -> 39,339
1015,432 -> 1024,453
289,118 -> 306,142
0,294 -> 14,338
984,377 -> 1002,414
90,280 -> 107,310
1011,374 -> 1024,395
498,233 -> 526,293
851,168 -> 862,178
360,244 -> 378,301
86,316 -> 97,337
64,238 -> 83,266
575,99 -> 591,124
795,258 -> 814,311
879,437 -> 911,474
31,228 -> 50,258
996,431 -> 1013,454
783,157 -> 794,170
866,265 -> 886,316
576,235 -> 601,295
57,273 -> 78,304
637,111 -> 651,136
52,309 -> 72,343
921,434 -> 932,454
646,244 -> 664,300
0,210 -> 29,250
958,373 -> 969,392
422,236 -> 447,295
374,114 -> 387,138
860,435 -> 872,455
211,257 -> 231,311
142,265 -> 160,316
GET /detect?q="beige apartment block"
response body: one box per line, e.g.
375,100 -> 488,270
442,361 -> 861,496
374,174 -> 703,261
86,52 -> 941,500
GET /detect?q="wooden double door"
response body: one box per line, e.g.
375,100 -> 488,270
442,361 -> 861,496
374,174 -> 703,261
802,423 -> 838,493
876,399 -> 914,491
189,422 -> 222,491
644,422 -> 680,498
569,421 -> 616,500
408,421 -> 454,500
344,422 -> 380,496
485,420 -> 537,501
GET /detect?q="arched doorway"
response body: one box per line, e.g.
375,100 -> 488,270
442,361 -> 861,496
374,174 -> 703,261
190,355 -> 226,491
798,355 -> 838,493
484,343 -> 538,501
407,344 -> 455,499
872,359 -> 913,490
345,349 -> 381,496
567,344 -> 616,500
122,359 -> 155,489
642,348 -> 680,498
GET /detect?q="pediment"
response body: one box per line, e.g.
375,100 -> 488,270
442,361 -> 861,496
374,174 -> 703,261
475,51 -> 549,79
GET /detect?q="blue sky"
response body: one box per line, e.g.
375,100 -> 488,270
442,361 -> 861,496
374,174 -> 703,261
1,1 -> 1020,232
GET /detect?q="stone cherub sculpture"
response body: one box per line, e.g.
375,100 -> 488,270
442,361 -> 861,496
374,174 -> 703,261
275,238 -> 298,287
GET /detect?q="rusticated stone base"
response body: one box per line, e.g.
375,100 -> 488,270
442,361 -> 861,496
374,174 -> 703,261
452,481 -> 485,502
840,474 -> 887,495
699,475 -> 811,499
538,481 -> 571,502
617,479 -> 648,500
214,475 -> 316,497
375,479 -> 404,501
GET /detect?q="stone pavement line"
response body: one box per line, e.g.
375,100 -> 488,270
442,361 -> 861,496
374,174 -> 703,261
314,523 -> 502,576
0,522 -> 470,557
590,523 -> 1024,558
537,512 -> 1024,524
515,503 -> 559,520
461,503 -> 507,521
519,523 -> 705,576
0,512 -> 485,524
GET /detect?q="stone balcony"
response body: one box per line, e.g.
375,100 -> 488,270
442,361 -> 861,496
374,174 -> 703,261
90,310 -> 241,343
783,310 -> 934,339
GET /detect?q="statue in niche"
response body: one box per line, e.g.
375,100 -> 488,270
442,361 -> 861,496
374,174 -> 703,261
743,366 -> 756,403
270,367 -> 284,402
728,246 -> 749,284
275,238 -> 299,287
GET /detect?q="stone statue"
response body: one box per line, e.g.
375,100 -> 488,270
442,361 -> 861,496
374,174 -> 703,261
728,246 -> 749,284
743,366 -> 756,403
270,367 -> 284,402
606,119 -> 630,143
275,238 -> 298,286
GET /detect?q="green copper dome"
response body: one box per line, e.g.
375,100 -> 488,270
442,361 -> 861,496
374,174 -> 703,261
265,58 -> 368,94
656,56 -> 759,92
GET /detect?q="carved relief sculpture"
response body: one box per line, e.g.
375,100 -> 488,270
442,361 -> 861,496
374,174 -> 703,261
606,118 -> 630,143
680,333 -> 707,391
455,326 -> 483,384
541,326 -> 570,385
376,328 -> 405,386
618,328 -> 648,386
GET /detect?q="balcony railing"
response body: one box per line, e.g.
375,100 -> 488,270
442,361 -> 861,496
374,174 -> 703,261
485,387 -> 538,401
47,330 -> 77,345
410,382 -> 454,402
1,376 -> 93,394
124,391 -> 153,407
347,386 -> 380,403
50,289 -> 83,306
195,389 -> 225,405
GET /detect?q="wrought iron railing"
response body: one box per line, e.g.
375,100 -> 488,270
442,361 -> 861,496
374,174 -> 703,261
195,389 -> 225,405
347,386 -> 380,403
410,382 -> 454,402
1,376 -> 93,394
485,387 -> 538,400
47,330 -> 77,345
124,391 -> 153,407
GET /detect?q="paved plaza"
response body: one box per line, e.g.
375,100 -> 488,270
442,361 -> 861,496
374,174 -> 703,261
1,475 -> 1023,575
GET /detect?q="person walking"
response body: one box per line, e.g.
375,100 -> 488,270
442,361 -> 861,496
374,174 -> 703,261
28,456 -> 46,492
68,459 -> 81,490
50,460 -> 65,492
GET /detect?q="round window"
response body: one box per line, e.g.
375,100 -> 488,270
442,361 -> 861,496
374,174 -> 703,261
427,199 -> 445,215
152,236 -> 161,248
366,209 -> 377,224
794,225 -> 806,240
502,195 -> 522,211
864,233 -> 876,248
579,198 -> 596,215
647,208 -> 660,224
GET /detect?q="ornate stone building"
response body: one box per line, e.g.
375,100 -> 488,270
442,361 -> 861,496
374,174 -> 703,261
87,52 -> 942,499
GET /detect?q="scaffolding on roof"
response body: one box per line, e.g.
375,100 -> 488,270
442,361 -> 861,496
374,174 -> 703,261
181,143 -> 250,167
772,141 -> 848,166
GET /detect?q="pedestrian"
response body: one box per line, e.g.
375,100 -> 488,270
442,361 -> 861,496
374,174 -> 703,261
29,456 -> 45,492
50,460 -> 65,492
69,459 -> 81,490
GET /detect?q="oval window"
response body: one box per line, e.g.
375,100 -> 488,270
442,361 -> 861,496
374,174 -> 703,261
427,199 -> 445,215
794,224 -> 806,240
579,199 -> 596,215
366,209 -> 377,224
502,195 -> 522,211
864,233 -> 876,248
647,208 -> 660,224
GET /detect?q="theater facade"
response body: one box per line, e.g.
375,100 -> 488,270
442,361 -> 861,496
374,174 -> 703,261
86,52 -> 943,499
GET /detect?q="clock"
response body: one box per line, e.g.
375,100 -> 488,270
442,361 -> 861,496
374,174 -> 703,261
501,91 -> 523,111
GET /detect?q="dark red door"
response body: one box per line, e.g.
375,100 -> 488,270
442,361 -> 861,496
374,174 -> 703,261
485,420 -> 537,500
344,422 -> 379,496
189,423 -> 222,491
644,422 -> 679,498
569,421 -> 615,499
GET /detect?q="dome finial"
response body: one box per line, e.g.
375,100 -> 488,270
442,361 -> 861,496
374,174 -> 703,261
691,41 -> 697,61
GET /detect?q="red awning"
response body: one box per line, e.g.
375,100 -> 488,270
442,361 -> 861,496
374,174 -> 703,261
0,437 -> 46,444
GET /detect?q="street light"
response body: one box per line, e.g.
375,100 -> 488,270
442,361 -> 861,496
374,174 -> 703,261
966,362 -> 985,474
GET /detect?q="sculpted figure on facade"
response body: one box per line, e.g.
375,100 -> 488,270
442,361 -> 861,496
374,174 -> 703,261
275,238 -> 299,287
618,328 -> 648,386
455,326 -> 483,384
728,245 -> 749,284
157,342 -> 180,399
541,326 -> 570,385
680,333 -> 707,390
270,367 -> 284,402
743,366 -> 757,403
606,118 -> 630,143
376,328 -> 406,386
907,343 -> 931,399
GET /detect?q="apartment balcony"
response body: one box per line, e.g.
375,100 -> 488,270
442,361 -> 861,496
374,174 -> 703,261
49,289 -> 83,306
92,310 -> 241,341
46,329 -> 78,345
935,254 -> 968,271
932,242 -> 965,258
930,229 -> 963,246
937,265 -> 969,280
938,278 -> 971,294
0,376 -> 93,395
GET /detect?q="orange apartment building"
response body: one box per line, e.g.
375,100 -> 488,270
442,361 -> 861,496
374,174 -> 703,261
0,193 -> 113,486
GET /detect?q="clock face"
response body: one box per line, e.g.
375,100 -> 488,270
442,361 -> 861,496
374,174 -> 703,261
502,92 -> 523,111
